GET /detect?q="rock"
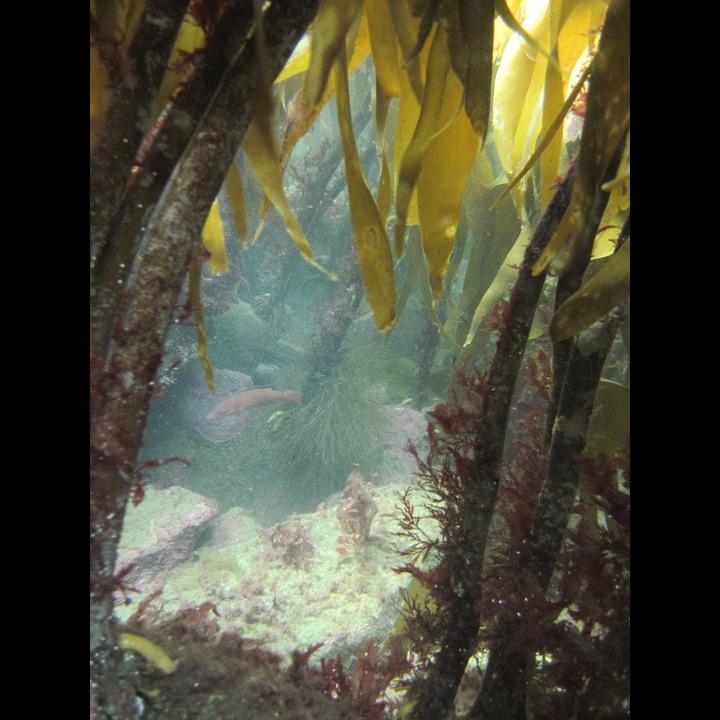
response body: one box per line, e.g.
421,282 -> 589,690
173,368 -> 256,443
115,484 -> 421,665
205,507 -> 262,551
116,485 -> 218,594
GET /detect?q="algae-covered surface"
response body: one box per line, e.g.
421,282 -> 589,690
124,289 -> 437,673
116,480 -> 436,665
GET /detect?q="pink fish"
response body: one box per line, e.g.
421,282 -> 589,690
206,386 -> 302,420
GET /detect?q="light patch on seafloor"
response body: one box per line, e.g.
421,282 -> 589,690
116,482 -> 442,664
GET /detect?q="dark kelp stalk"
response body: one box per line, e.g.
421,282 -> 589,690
90,1 -> 322,714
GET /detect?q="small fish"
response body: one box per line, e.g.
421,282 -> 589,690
206,386 -> 302,420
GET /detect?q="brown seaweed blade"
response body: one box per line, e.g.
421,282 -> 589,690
303,0 -> 365,107
333,39 -> 397,331
458,0 -> 495,140
394,23 -> 450,258
550,238 -> 629,342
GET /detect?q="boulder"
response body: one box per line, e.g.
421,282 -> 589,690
116,485 -> 218,594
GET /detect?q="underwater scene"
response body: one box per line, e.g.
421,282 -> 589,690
90,1 -> 629,718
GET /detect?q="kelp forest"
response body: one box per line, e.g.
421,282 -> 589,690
90,0 -> 630,718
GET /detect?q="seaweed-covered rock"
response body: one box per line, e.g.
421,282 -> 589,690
116,486 -> 217,594
116,483 -> 423,666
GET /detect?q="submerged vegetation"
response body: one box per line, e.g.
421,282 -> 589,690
91,0 -> 629,717
273,352 -> 388,505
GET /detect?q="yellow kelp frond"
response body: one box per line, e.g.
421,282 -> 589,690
416,59 -> 479,301
374,87 -> 394,223
394,23 -> 450,259
459,225 -> 531,358
243,121 -> 336,278
539,4 -> 564,209
367,0 -> 401,224
407,0 -> 443,62
601,130 -> 630,200
592,136 -> 629,260
189,243 -> 215,394
150,14 -> 206,122
458,0 -> 496,140
118,632 -> 178,674
550,238 -> 629,342
493,0 -> 606,216
399,0 -> 496,142
492,1 -> 547,208
274,87 -> 329,199
224,161 -> 248,247
495,0 -> 560,70
532,0 -> 629,276
201,200 -> 228,274
275,35 -> 311,83
275,9 -> 370,185
491,59 -> 592,211
366,0 -> 401,99
334,45 -> 397,331
383,576 -> 436,654
388,0 -> 424,102
91,0 -> 146,69
583,379 -> 630,458
243,0 -> 336,280
303,0 -> 365,108
257,9 -> 370,226
391,14 -> 428,235
90,40 -> 113,150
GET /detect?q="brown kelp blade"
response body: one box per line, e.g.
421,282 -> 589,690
550,238 -> 629,342
333,42 -> 397,330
